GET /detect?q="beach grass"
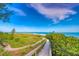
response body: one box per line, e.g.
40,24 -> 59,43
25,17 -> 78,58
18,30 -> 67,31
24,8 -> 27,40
0,32 -> 45,56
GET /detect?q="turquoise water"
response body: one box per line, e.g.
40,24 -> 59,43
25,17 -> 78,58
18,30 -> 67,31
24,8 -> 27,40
62,32 -> 79,38
16,32 -> 79,38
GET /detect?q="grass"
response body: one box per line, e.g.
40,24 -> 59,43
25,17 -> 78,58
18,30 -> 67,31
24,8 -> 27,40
0,32 -> 45,56
46,33 -> 79,56
6,34 -> 43,48
19,40 -> 46,56
2,39 -> 46,56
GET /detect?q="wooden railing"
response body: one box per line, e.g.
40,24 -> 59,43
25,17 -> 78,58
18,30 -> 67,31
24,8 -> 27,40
0,38 -> 46,56
25,41 -> 45,56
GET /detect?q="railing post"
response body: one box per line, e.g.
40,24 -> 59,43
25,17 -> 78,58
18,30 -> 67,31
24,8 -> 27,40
35,51 -> 37,56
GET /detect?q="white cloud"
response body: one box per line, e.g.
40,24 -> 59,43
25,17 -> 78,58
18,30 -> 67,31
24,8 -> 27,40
30,4 -> 77,23
8,7 -> 26,16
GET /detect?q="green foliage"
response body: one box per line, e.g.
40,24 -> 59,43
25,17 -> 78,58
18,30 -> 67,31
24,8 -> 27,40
0,32 -> 44,56
0,46 -> 4,53
46,33 -> 79,56
0,32 -> 9,46
0,3 -> 13,22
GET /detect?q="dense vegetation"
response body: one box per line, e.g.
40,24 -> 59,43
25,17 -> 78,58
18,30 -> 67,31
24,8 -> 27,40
46,33 -> 79,56
0,29 -> 45,56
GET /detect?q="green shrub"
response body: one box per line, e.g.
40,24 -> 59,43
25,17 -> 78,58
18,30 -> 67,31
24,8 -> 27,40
46,33 -> 79,56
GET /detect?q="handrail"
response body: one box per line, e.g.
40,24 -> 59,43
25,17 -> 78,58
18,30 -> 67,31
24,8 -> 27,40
0,38 -> 46,56
4,38 -> 45,51
25,42 -> 45,56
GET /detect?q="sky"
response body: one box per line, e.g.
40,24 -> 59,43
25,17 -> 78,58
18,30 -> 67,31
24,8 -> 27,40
0,3 -> 79,32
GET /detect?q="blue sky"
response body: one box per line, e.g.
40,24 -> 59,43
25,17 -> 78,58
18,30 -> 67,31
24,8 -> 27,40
0,3 -> 79,32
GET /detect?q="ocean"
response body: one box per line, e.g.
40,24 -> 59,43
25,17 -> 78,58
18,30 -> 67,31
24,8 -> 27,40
16,32 -> 79,38
62,32 -> 79,38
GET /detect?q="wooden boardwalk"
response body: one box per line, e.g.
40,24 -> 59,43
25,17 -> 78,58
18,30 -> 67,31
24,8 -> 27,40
37,40 -> 52,56
25,38 -> 52,56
